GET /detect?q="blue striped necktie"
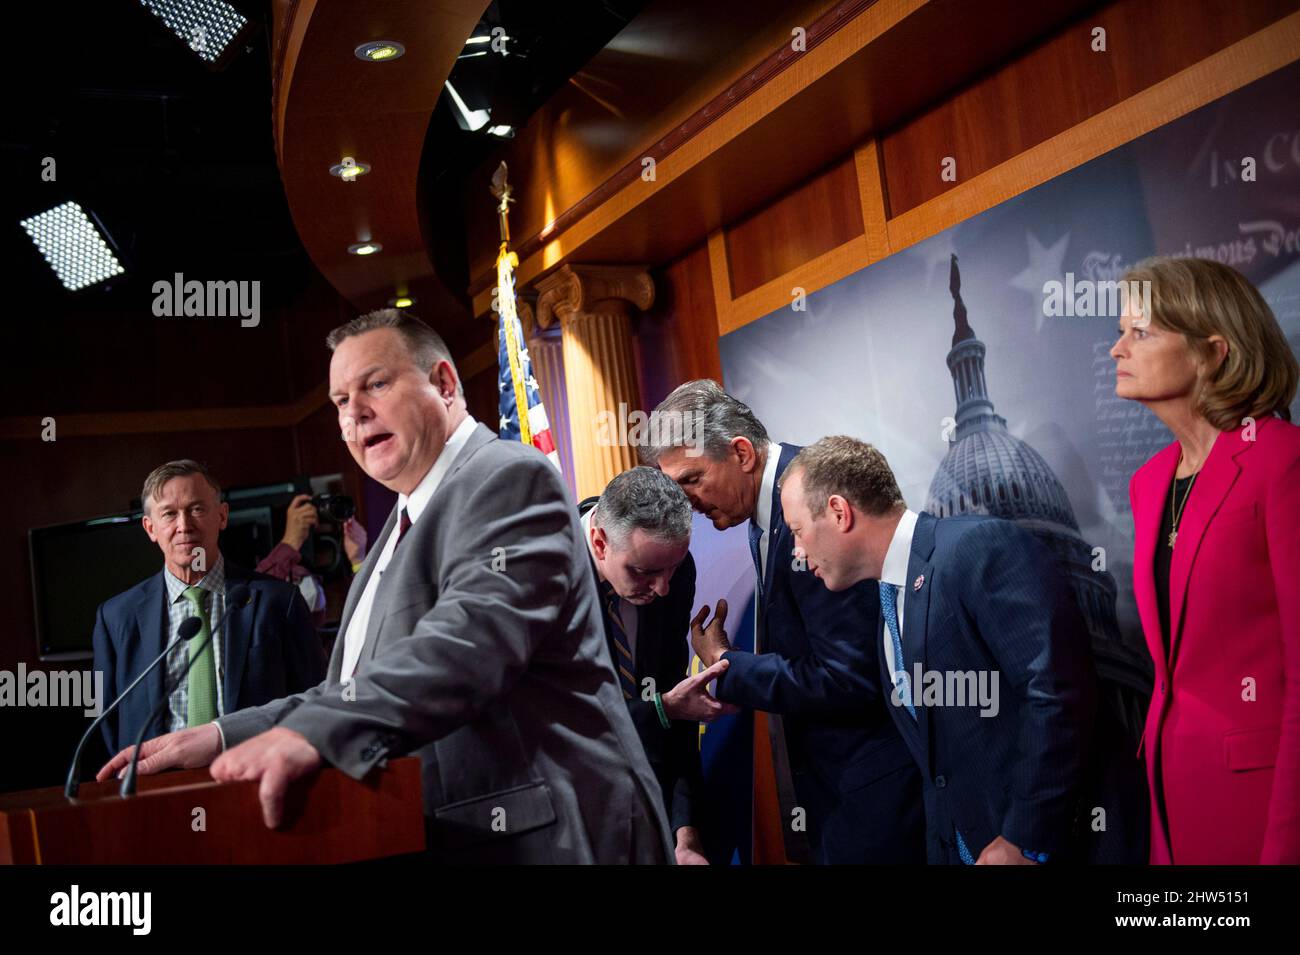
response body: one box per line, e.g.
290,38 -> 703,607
878,581 -> 914,719
601,584 -> 637,700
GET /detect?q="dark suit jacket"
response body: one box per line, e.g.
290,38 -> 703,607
882,512 -> 1096,863
92,561 -> 324,755
715,443 -> 925,863
578,496 -> 703,836
219,424 -> 674,864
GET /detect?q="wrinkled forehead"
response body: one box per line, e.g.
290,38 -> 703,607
152,474 -> 220,509
659,445 -> 724,481
611,526 -> 689,567
329,329 -> 413,389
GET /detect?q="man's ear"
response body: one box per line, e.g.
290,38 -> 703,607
432,359 -> 459,403
591,525 -> 608,561
827,494 -> 854,532
142,514 -> 157,543
218,501 -> 229,531
732,436 -> 758,473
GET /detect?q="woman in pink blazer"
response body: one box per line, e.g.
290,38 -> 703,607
1112,257 -> 1299,864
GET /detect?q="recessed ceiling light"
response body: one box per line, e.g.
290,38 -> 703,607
348,242 -> 382,256
329,157 -> 371,180
355,40 -> 404,62
20,201 -> 125,291
388,296 -> 416,308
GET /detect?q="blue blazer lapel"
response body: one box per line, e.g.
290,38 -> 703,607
903,513 -> 937,773
220,565 -> 257,709
133,573 -> 169,722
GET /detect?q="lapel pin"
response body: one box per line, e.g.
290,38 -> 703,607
913,574 -> 925,592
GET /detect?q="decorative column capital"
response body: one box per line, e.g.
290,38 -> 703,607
533,264 -> 655,329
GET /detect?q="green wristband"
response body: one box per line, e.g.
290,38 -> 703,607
653,692 -> 671,730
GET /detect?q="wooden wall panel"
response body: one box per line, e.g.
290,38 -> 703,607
881,0 -> 1300,215
635,243 -> 724,412
724,154 -> 864,297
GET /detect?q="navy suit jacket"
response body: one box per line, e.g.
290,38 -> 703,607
882,512 -> 1096,863
715,443 -> 924,863
92,562 -> 325,754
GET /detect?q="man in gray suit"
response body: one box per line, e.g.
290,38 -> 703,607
100,308 -> 672,864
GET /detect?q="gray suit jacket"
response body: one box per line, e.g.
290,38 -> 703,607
218,424 -> 673,863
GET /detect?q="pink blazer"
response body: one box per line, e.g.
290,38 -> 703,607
1130,413 -> 1300,864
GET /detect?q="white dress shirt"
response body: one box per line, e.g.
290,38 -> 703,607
581,506 -> 639,660
339,416 -> 478,681
879,508 -> 919,686
753,441 -> 783,582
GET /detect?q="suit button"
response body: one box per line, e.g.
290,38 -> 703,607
935,775 -> 947,788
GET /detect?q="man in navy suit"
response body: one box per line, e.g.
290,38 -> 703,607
579,466 -> 736,864
93,459 -> 325,756
645,380 -> 924,864
780,435 -> 1097,864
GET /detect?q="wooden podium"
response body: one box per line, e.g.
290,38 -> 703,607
0,757 -> 425,864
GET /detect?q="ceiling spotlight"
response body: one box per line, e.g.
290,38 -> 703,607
347,242 -> 382,256
388,296 -> 416,308
445,81 -> 490,132
487,125 -> 515,139
355,40 -> 405,62
139,0 -> 251,67
20,201 -> 125,291
329,157 -> 371,181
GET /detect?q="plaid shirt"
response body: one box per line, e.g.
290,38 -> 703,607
162,554 -> 227,732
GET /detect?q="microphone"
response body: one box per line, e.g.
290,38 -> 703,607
120,583 -> 251,798
65,616 -> 202,798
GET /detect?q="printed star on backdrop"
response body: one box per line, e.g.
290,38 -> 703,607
499,414 -> 512,433
904,229 -> 958,290
1009,230 -> 1070,332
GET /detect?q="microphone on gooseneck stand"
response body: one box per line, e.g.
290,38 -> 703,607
120,583 -> 252,798
64,615 -> 203,798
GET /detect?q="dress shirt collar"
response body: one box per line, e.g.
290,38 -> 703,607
754,441 -> 782,533
879,509 -> 919,588
164,552 -> 226,601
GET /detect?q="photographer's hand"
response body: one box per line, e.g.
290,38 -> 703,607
281,494 -> 319,552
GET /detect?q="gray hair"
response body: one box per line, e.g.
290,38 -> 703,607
141,459 -> 222,516
641,378 -> 769,464
326,308 -> 464,397
594,467 -> 693,545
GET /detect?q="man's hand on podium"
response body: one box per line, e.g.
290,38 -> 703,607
96,723 -> 223,782
210,727 -> 322,829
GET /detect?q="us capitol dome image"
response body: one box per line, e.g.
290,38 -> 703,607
926,255 -> 1152,739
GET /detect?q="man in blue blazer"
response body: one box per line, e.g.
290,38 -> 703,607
93,460 -> 325,756
646,381 -> 924,864
780,436 -> 1097,864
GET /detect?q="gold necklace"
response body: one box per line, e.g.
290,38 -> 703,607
1168,467 -> 1199,548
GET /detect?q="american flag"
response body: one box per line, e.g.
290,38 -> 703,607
496,246 -> 560,469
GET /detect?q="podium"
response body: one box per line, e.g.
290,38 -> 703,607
0,757 -> 425,864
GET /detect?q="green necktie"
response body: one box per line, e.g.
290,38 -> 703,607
181,585 -> 218,726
